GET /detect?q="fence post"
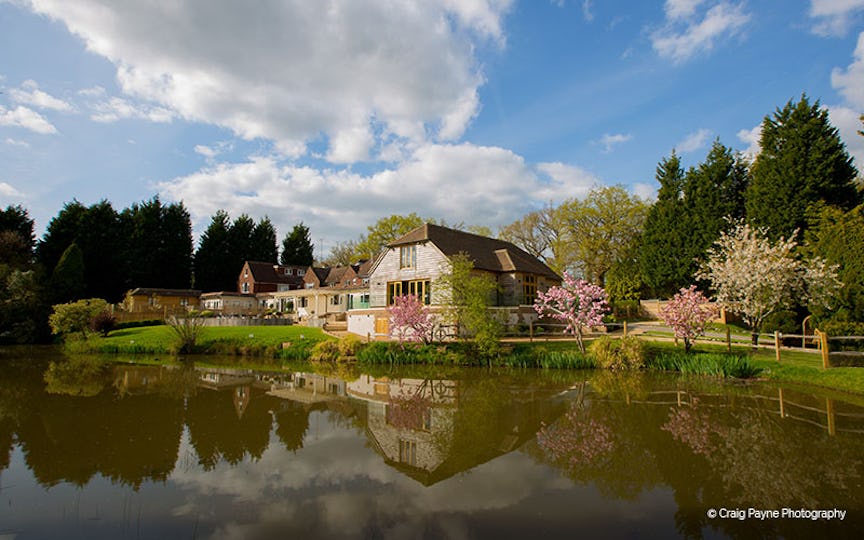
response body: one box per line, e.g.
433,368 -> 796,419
818,329 -> 830,369
778,388 -> 785,418
623,320 -> 628,338
774,331 -> 781,362
726,326 -> 732,353
826,398 -> 836,436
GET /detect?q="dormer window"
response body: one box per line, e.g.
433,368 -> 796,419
400,245 -> 416,269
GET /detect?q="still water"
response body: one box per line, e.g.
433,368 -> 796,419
1,350 -> 864,539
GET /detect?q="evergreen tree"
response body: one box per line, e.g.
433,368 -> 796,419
37,200 -> 126,301
280,222 -> 314,267
228,214 -> 255,269
50,242 -> 86,303
639,152 -> 689,297
804,204 -> 864,322
250,217 -> 278,263
746,95 -> 860,240
122,198 -> 193,290
194,210 -> 232,292
683,140 -> 749,254
0,205 -> 35,269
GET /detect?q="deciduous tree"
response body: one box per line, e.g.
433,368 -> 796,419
388,294 -> 434,345
660,286 -> 715,353
557,185 -> 648,285
699,222 -> 841,345
533,272 -> 609,353
354,213 -> 426,259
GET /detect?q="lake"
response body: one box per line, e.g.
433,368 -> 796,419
1,349 -> 863,539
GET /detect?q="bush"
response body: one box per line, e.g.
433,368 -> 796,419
49,298 -> 111,337
89,310 -> 117,337
761,310 -> 799,334
310,340 -> 340,362
588,336 -> 645,370
338,334 -> 365,357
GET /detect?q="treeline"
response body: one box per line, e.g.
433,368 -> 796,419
499,95 -> 864,324
0,197 -> 316,343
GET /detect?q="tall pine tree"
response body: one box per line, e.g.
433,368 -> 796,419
639,152 -> 690,297
194,210 -> 233,292
746,95 -> 860,240
250,217 -> 278,263
280,222 -> 314,266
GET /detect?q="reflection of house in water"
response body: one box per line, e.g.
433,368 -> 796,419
266,372 -> 347,405
348,374 -> 572,485
113,366 -> 173,395
348,376 -> 458,477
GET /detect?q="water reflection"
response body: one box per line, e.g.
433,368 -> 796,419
1,352 -> 864,538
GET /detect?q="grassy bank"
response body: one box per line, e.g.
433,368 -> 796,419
65,325 -> 864,396
65,324 -> 330,360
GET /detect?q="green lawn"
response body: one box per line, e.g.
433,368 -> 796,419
68,324 -> 329,356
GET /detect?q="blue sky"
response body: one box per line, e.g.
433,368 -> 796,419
1,0 -> 863,253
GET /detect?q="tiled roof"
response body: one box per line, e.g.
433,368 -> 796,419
388,223 -> 560,280
245,261 -> 303,285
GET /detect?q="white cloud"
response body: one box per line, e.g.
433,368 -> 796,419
652,2 -> 750,63
158,143 -> 602,243
632,182 -> 657,201
4,138 -> 31,148
598,133 -> 632,153
9,79 -> 74,112
535,162 -> 599,199
78,85 -> 106,97
582,0 -> 594,22
810,0 -> 864,36
194,144 -> 217,158
89,96 -> 174,123
736,123 -> 762,160
831,32 -> 864,109
0,181 -> 24,197
676,128 -> 711,153
23,0 -> 511,164
0,105 -> 58,134
665,0 -> 705,20
829,105 -> 864,172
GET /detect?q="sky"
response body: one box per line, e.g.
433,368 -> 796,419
1,0 -> 863,255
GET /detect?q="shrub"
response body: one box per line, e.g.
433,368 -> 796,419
89,310 -> 117,337
310,340 -> 340,362
338,334 -> 365,357
588,336 -> 645,370
49,298 -> 111,338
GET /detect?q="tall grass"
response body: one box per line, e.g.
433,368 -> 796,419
646,350 -> 762,379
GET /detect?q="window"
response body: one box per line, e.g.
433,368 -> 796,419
300,297 -> 308,308
523,274 -> 537,305
399,439 -> 417,466
388,280 -> 430,305
298,268 -> 305,276
242,282 -> 250,293
400,245 -> 417,269
331,295 -> 342,306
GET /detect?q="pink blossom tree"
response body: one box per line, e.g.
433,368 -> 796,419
533,272 -> 609,353
388,294 -> 434,345
660,285 -> 716,353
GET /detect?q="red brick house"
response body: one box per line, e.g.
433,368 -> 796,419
238,261 -> 306,294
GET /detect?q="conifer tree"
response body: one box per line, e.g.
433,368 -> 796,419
746,95 -> 860,240
639,152 -> 690,297
280,222 -> 314,267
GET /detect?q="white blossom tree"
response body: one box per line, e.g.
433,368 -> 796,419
698,222 -> 841,345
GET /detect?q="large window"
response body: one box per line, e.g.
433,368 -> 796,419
398,439 -> 417,466
400,245 -> 417,269
388,280 -> 430,305
523,274 -> 537,305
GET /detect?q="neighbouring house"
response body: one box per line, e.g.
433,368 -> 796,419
123,288 -> 201,313
347,223 -> 561,338
200,291 -> 259,315
263,259 -> 374,326
237,261 -> 307,294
